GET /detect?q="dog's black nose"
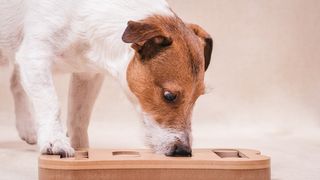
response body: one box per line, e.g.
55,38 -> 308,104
166,144 -> 192,157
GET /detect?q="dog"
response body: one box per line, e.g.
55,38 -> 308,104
0,0 -> 212,157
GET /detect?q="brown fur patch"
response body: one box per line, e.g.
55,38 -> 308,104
125,15 -> 211,130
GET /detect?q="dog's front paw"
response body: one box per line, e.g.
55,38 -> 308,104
39,136 -> 75,157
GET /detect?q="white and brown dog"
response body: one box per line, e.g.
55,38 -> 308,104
0,0 -> 212,157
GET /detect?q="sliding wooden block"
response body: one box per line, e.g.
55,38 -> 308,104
39,148 -> 270,180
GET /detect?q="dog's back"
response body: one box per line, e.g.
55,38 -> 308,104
0,0 -> 26,54
0,0 -> 171,69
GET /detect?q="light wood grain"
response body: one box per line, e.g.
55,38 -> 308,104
39,148 -> 270,180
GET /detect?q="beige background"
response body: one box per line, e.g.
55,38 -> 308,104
0,0 -> 320,179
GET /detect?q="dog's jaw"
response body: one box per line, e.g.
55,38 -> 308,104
142,114 -> 191,154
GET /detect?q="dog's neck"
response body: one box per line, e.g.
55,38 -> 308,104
1,1 -> 175,78
76,0 -> 174,87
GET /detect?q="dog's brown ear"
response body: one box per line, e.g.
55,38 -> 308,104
122,21 -> 172,60
188,24 -> 213,71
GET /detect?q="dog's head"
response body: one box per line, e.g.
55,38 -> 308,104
122,15 -> 212,157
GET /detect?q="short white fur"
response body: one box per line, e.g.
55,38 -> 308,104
142,114 -> 190,154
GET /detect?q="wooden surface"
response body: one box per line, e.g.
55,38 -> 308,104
39,149 -> 270,180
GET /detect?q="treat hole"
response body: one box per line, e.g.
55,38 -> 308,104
213,149 -> 247,158
112,151 -> 140,157
74,150 -> 89,159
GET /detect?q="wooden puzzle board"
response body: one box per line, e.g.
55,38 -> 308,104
39,149 -> 270,180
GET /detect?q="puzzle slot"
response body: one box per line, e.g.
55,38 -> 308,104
74,150 -> 89,159
213,149 -> 247,158
112,151 -> 140,157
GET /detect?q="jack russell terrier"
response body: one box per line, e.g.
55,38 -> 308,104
0,0 -> 212,157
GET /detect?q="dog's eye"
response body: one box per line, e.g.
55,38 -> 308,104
163,91 -> 177,102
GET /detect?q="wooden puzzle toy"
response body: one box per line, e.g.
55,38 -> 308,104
39,148 -> 270,180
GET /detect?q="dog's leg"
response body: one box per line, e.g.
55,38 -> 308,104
10,65 -> 37,144
16,42 -> 74,157
67,73 -> 104,149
